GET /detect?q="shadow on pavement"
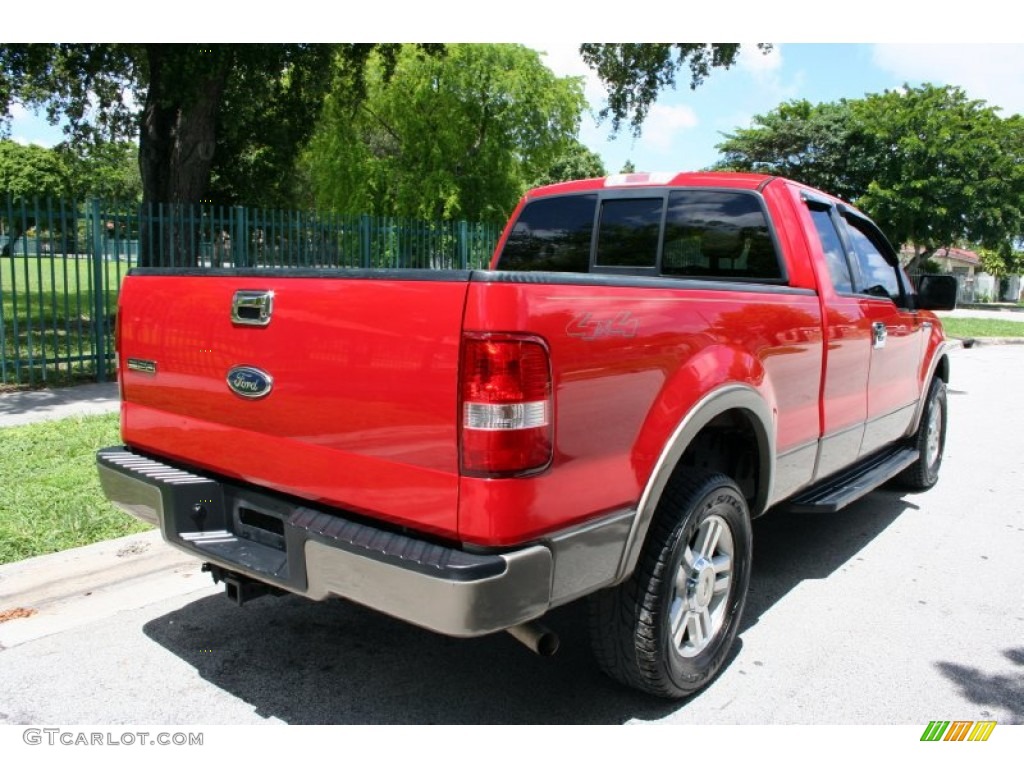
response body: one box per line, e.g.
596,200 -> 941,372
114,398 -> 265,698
143,593 -> 680,724
142,490 -> 914,724
935,647 -> 1024,724
742,489 -> 914,633
0,382 -> 119,422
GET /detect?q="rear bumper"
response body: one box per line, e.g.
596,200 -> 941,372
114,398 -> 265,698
97,446 -> 631,637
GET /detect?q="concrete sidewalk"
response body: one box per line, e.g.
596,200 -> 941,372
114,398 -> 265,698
0,381 -> 120,428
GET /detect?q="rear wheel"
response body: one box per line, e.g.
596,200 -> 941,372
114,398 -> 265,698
898,377 -> 947,490
589,470 -> 752,698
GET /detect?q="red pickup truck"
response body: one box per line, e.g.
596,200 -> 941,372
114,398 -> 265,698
98,172 -> 956,698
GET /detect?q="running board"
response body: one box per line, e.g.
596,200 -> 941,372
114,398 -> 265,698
784,447 -> 919,513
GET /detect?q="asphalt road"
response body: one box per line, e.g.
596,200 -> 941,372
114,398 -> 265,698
1,345 -> 1022,725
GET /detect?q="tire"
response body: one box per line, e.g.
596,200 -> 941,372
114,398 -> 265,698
898,377 -> 947,491
589,470 -> 752,698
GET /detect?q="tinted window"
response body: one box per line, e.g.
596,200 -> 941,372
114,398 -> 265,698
809,208 -> 854,293
662,191 -> 782,280
844,218 -> 900,300
497,194 -> 596,272
595,198 -> 662,268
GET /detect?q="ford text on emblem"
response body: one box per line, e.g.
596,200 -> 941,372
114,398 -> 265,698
226,366 -> 273,399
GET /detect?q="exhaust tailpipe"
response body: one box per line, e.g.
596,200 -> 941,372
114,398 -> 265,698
506,621 -> 560,656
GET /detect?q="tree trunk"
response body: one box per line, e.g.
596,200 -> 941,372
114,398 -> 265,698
138,45 -> 229,267
904,245 -> 937,273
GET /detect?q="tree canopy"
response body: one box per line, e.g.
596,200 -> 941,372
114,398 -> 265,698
715,99 -> 863,202
716,84 -> 1024,266
1,138 -> 141,255
0,44 -> 438,208
530,139 -> 606,188
1,137 -> 143,202
0,139 -> 69,200
2,42 -> 756,216
581,44 -> 768,135
304,44 -> 587,223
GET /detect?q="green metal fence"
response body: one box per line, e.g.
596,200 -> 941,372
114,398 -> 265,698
0,198 -> 501,388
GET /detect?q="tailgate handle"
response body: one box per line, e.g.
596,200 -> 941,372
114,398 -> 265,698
232,290 -> 274,326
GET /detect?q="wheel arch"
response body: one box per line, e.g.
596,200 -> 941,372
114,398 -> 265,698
908,343 -> 954,437
614,384 -> 775,583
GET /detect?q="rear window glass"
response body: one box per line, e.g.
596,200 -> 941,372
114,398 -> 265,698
595,198 -> 663,268
661,191 -> 782,280
497,194 -> 596,272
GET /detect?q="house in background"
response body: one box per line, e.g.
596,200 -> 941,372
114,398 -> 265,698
899,245 -> 999,303
928,246 -> 981,277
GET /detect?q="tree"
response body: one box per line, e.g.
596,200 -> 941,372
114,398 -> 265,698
531,139 -> 606,187
61,139 -> 142,202
852,86 -> 1024,268
1,138 -> 142,255
0,44 -> 452,263
715,99 -> 866,202
714,84 -> 1024,269
580,44 -> 769,135
2,43 -> 752,206
0,139 -> 69,200
0,139 -> 70,255
0,45 -> 333,206
304,44 -> 587,223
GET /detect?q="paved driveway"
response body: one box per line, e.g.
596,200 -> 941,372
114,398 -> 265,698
0,346 -> 1021,726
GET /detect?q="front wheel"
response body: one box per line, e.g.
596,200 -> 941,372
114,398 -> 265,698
589,470 -> 752,698
898,377 -> 947,490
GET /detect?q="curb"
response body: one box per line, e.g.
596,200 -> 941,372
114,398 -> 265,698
0,529 -> 214,649
957,303 -> 1024,314
953,336 -> 1024,348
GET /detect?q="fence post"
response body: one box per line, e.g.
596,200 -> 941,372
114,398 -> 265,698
458,220 -> 469,270
233,205 -> 248,267
89,199 -> 107,383
360,214 -> 371,269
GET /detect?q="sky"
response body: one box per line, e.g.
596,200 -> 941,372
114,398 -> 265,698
7,5 -> 1024,180
528,42 -> 1024,175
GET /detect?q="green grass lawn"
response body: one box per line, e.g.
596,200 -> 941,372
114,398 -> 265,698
1,255 -> 128,388
0,412 -> 147,564
940,317 -> 1024,338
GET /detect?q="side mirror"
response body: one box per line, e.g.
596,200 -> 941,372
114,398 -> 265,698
915,274 -> 958,311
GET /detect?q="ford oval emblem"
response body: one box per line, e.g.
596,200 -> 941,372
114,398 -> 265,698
226,366 -> 273,399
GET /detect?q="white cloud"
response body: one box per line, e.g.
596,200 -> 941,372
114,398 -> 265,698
8,102 -> 32,121
643,104 -> 699,152
872,44 -> 1024,116
738,44 -> 783,75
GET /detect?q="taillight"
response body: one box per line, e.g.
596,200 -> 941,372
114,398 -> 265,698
460,333 -> 553,476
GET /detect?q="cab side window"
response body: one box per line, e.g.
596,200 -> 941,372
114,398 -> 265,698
662,190 -> 783,281
497,194 -> 596,273
843,216 -> 901,302
808,207 -> 854,293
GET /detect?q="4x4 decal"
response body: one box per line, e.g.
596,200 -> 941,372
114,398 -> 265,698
567,311 -> 639,341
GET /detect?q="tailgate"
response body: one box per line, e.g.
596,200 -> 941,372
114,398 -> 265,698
117,270 -> 469,539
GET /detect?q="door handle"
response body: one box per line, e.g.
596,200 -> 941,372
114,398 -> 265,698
872,321 -> 887,349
